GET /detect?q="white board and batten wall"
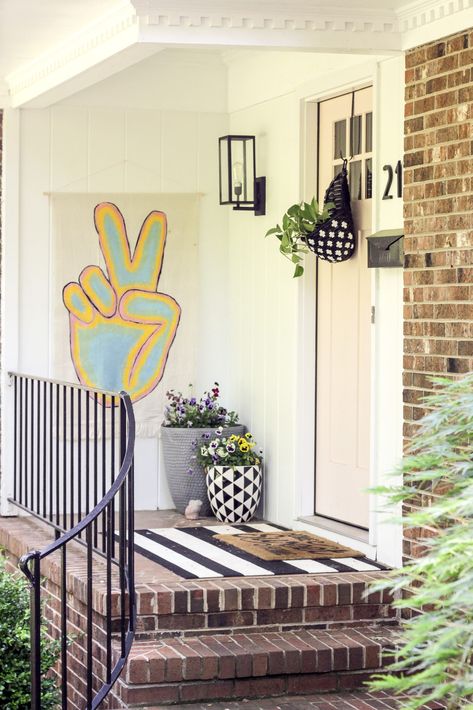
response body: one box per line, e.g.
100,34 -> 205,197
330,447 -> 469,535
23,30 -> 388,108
12,51 -> 230,510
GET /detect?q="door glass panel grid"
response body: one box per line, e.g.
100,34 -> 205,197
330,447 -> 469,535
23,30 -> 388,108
331,102 -> 373,201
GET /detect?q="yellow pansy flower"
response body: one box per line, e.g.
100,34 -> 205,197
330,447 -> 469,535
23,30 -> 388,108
239,442 -> 250,452
229,435 -> 238,442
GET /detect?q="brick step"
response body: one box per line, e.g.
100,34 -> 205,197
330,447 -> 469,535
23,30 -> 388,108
141,689 -> 446,710
115,625 -> 397,706
133,572 -> 396,637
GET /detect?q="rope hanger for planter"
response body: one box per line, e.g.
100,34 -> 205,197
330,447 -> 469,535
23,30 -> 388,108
305,91 -> 357,263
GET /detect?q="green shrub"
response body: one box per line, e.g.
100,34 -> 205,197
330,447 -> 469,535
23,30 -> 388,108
0,556 -> 60,709
369,374 -> 473,709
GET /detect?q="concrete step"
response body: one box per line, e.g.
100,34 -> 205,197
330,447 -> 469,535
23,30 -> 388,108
133,573 -> 396,637
115,625 -> 397,707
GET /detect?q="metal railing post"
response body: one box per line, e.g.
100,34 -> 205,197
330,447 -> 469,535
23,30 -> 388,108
20,551 -> 42,710
12,376 -> 136,710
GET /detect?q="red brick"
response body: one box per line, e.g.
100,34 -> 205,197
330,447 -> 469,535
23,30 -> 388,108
179,679 -> 235,702
287,672 -> 338,694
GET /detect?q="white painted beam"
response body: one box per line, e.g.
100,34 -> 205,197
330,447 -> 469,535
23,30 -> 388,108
5,3 -> 155,108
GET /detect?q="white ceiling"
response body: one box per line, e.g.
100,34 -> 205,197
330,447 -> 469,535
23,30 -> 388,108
0,0 -> 122,79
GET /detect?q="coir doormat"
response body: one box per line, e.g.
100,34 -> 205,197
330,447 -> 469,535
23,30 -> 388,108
131,523 -> 388,580
214,530 -> 364,561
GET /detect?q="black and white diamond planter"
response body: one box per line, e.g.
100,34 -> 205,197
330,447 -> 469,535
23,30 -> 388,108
206,465 -> 262,524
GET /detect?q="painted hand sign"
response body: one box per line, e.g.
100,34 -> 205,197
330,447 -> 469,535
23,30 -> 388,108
63,202 -> 181,403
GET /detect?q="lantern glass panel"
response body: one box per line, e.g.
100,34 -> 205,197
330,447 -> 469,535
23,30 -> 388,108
219,137 -> 230,204
230,137 -> 255,204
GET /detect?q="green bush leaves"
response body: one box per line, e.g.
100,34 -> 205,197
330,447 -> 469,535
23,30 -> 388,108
369,374 -> 473,708
0,557 -> 60,709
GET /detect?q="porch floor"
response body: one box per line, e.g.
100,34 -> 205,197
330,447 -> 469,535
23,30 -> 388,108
132,510 -> 383,585
0,509 -> 393,622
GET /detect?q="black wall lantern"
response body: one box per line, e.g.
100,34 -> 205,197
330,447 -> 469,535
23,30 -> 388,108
219,135 -> 266,216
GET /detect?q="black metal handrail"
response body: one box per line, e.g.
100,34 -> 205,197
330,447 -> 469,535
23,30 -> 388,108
8,372 -> 136,710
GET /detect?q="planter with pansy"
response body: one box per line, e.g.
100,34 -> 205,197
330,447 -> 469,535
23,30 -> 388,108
160,384 -> 244,516
196,432 -> 263,524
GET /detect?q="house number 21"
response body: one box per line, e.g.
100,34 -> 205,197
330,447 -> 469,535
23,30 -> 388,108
382,160 -> 403,199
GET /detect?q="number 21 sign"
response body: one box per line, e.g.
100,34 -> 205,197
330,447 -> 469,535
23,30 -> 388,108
382,160 -> 403,200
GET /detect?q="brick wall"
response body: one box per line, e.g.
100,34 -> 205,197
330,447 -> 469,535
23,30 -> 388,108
404,30 -> 473,434
403,30 -> 473,559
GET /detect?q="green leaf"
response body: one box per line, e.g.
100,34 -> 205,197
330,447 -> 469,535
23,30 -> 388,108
287,203 -> 302,218
302,204 -> 313,221
293,264 -> 304,278
265,227 -> 281,237
280,233 -> 291,249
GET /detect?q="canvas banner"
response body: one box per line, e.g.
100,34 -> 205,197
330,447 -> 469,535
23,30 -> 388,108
51,193 -> 200,436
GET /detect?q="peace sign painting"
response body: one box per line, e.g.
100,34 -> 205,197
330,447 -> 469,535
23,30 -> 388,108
62,202 -> 181,403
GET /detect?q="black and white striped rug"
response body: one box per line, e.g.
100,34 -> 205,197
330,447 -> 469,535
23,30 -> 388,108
133,523 -> 387,579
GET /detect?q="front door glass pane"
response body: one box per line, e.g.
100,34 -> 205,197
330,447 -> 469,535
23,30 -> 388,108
366,112 -> 373,153
365,158 -> 372,199
350,115 -> 362,156
349,160 -> 362,200
334,119 -> 346,160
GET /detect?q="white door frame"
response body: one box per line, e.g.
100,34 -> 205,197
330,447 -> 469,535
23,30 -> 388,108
293,61 -> 384,558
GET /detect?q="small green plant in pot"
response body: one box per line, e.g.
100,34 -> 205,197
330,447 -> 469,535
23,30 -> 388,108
196,432 -> 263,524
266,197 -> 334,277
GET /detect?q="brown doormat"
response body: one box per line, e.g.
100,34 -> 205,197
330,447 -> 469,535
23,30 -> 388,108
215,530 -> 364,561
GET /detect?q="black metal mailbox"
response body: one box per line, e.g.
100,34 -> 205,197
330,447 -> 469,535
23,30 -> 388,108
367,229 -> 403,268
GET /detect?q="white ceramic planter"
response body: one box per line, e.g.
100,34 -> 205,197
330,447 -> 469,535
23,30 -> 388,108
206,465 -> 262,523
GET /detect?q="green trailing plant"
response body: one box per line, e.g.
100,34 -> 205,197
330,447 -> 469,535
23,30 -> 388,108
368,373 -> 473,709
265,197 -> 334,277
0,556 -> 61,709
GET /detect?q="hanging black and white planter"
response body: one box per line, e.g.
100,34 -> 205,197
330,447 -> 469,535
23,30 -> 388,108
305,160 -> 356,263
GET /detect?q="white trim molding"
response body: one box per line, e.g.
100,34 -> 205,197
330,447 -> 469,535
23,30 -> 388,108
134,1 -> 401,52
133,1 -> 399,32
399,0 -> 473,48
